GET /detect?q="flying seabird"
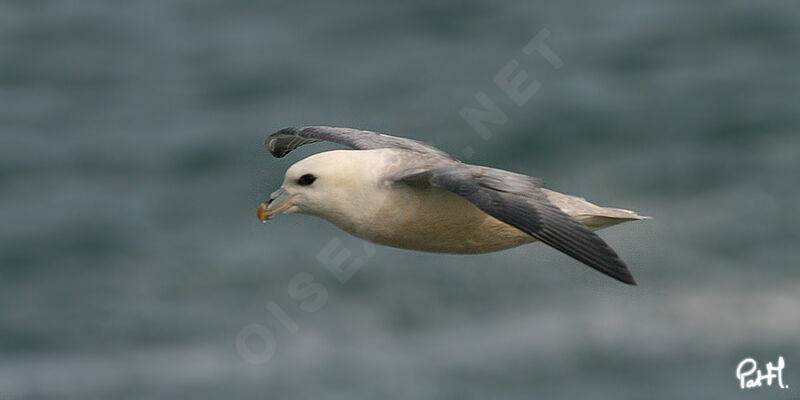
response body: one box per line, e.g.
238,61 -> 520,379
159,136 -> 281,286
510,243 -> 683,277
259,126 -> 648,285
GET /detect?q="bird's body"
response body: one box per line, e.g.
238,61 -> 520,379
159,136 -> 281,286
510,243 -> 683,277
297,149 -> 643,255
260,126 -> 648,285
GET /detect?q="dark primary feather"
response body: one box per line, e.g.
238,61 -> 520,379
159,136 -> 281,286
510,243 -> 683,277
394,166 -> 637,285
267,126 -> 454,160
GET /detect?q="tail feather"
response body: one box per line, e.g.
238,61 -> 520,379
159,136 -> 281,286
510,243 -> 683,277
542,189 -> 650,230
576,210 -> 650,230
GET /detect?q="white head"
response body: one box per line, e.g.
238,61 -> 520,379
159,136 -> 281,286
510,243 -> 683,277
258,150 -> 384,223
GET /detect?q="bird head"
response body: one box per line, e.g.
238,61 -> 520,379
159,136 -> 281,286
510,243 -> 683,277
258,150 -> 379,222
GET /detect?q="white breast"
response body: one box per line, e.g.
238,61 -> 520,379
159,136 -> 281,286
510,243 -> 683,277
325,181 -> 536,254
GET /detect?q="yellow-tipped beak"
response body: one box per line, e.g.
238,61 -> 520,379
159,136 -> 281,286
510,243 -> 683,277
257,188 -> 295,222
257,202 -> 271,222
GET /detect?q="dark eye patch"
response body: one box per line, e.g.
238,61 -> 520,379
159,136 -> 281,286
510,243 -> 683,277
297,174 -> 316,186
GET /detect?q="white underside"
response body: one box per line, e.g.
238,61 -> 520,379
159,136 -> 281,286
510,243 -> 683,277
322,182 -> 644,255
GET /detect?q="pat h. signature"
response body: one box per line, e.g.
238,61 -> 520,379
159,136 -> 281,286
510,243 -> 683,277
736,356 -> 788,390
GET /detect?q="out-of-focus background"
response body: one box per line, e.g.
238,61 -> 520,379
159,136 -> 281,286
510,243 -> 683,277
1,1 -> 799,399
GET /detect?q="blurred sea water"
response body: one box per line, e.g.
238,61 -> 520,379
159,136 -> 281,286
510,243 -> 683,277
1,1 -> 799,399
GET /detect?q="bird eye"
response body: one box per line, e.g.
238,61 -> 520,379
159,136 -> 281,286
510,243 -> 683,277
297,174 -> 316,186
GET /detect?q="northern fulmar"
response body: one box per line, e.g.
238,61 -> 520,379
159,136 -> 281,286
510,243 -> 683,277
259,126 -> 648,285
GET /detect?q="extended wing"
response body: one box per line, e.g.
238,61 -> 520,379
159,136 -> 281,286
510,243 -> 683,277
394,166 -> 637,285
266,126 -> 454,160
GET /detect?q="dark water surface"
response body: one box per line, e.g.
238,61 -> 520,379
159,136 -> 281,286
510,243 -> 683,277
1,1 -> 799,399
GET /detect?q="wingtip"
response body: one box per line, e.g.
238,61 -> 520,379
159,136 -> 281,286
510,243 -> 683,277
264,137 -> 284,158
265,127 -> 300,158
609,261 -> 637,286
604,264 -> 637,286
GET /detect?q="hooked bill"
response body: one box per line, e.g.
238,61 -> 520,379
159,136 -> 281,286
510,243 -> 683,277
257,203 -> 271,222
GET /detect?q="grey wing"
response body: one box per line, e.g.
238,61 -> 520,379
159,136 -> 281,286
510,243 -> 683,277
394,165 -> 637,285
266,126 -> 454,160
